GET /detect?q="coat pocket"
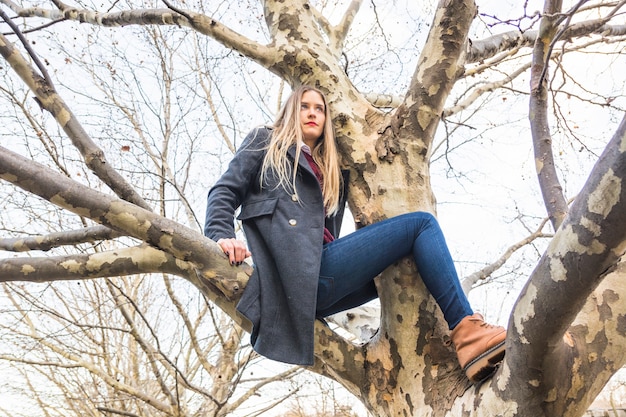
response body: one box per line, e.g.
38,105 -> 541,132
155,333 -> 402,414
237,198 -> 278,220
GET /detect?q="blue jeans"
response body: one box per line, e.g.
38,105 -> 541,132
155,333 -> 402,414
316,212 -> 473,329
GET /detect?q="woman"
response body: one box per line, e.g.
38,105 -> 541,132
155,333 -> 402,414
204,85 -> 506,383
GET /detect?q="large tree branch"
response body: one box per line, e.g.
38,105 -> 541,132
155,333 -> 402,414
529,0 -> 571,231
0,145 -> 250,299
310,0 -> 363,58
505,113 -> 626,409
0,30 -> 151,211
467,21 -> 626,64
357,0 -> 476,223
398,0 -> 477,148
3,1 -> 273,68
542,258 -> 626,417
308,321 -> 367,398
261,0 -> 354,86
0,245 -> 185,282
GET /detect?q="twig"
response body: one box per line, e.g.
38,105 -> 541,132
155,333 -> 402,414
0,8 -> 55,88
161,0 -> 193,22
538,0 -> 590,88
19,17 -> 66,34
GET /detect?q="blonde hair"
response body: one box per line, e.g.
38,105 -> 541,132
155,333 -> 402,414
260,85 -> 342,215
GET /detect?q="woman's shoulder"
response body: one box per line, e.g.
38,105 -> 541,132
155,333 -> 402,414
240,125 -> 273,150
250,125 -> 274,138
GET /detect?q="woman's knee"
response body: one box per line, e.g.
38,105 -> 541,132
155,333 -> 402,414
407,211 -> 437,225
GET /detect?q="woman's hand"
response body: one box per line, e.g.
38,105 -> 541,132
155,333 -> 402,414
217,238 -> 252,265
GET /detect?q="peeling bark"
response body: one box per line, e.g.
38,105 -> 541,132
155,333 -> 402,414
505,114 -> 626,415
0,245 -> 190,282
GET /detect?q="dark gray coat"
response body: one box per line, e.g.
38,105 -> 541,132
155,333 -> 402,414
204,127 -> 348,365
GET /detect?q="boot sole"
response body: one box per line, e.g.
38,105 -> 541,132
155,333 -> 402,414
463,341 -> 506,383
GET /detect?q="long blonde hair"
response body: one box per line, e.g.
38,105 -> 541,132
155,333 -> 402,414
260,85 -> 342,215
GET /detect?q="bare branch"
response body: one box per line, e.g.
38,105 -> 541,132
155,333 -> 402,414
219,366 -> 304,415
0,245 -> 191,283
0,145 -> 250,298
461,217 -> 552,294
160,0 -> 193,22
464,46 -> 527,77
401,0 -> 476,147
364,48 -> 531,112
0,225 -> 123,252
467,22 -> 626,64
162,275 -> 217,376
105,279 -> 220,407
507,112 -> 626,394
0,31 -> 151,211
0,8 -> 54,86
311,0 -> 363,58
98,26 -> 200,227
0,0 -> 21,14
194,52 -> 236,154
0,356 -> 84,369
529,0 -> 569,230
96,407 -> 139,417
334,0 -> 362,43
0,83 -> 72,177
444,62 -> 531,118
7,2 -> 273,67
536,0 -> 588,89
1,287 -> 175,414
468,29 -> 538,64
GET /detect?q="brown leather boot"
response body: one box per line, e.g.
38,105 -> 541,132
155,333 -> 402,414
450,313 -> 506,383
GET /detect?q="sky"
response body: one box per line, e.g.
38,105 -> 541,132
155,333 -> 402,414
1,0 -> 626,415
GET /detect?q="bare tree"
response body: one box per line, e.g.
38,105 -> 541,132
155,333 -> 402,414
1,0 -> 626,416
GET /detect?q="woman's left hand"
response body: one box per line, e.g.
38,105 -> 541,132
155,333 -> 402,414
217,238 -> 251,265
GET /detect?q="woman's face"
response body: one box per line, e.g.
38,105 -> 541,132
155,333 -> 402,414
300,90 -> 326,147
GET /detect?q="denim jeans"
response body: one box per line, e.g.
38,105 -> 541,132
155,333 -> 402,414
315,212 -> 473,329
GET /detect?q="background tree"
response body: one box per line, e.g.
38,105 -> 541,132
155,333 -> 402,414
1,0 -> 626,416
0,10 -> 349,416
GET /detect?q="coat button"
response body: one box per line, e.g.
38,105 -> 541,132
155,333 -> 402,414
291,194 -> 298,202
288,219 -> 297,226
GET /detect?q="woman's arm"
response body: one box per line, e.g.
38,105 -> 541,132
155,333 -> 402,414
204,127 -> 270,263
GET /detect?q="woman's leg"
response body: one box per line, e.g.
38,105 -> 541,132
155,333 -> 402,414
316,211 -> 473,329
317,211 -> 507,383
